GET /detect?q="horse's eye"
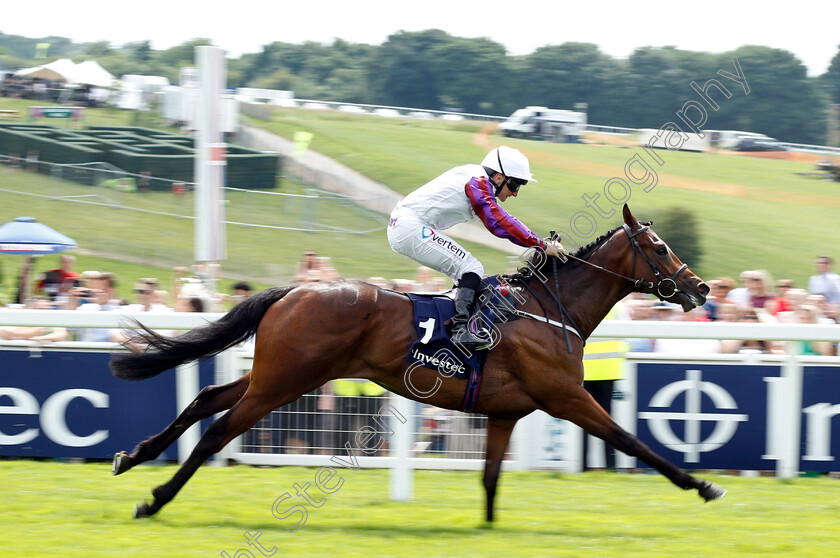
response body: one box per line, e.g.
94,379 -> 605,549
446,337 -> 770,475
656,247 -> 667,256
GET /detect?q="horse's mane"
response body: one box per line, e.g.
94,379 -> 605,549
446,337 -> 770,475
506,221 -> 651,281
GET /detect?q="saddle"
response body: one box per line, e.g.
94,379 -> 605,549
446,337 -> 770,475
404,276 -> 521,412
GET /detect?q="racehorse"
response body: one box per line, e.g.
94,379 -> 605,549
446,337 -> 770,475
111,204 -> 724,521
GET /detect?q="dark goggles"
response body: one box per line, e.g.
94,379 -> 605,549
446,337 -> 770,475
505,177 -> 528,192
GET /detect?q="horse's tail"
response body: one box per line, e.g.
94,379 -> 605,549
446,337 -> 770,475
110,286 -> 294,381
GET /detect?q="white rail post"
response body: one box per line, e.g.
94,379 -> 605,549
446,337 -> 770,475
777,344 -> 803,478
176,361 -> 201,463
390,394 -> 414,501
195,45 -> 227,296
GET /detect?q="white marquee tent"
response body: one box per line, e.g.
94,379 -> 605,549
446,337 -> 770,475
16,58 -> 77,82
15,58 -> 116,88
73,60 -> 116,88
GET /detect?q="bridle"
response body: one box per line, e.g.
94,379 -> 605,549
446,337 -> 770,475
559,223 -> 688,300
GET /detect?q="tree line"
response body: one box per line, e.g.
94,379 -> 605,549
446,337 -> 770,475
2,30 -> 839,145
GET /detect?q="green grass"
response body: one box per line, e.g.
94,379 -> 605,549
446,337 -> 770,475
0,97 -> 173,129
1,461 -> 838,557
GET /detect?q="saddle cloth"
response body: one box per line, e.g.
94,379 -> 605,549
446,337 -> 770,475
405,275 -> 519,380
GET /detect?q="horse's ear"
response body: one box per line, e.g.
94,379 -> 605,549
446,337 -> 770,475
622,204 -> 641,231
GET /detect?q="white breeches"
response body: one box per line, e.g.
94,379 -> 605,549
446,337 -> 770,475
387,207 -> 484,282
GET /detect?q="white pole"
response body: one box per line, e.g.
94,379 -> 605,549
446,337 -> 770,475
176,361 -> 201,463
390,394 -> 414,501
194,46 -> 227,295
777,344 -> 803,478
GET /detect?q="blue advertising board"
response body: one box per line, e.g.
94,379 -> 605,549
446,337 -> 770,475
634,362 -> 781,471
800,365 -> 840,472
0,348 -> 214,459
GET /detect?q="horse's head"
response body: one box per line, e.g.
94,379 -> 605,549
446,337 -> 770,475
620,204 -> 709,311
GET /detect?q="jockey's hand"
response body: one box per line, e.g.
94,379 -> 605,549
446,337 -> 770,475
544,242 -> 566,259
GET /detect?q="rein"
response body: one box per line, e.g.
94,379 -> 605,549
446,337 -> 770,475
508,223 -> 688,353
515,278 -> 583,352
560,224 -> 688,300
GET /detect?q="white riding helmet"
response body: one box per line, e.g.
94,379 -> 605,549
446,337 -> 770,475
481,146 -> 538,183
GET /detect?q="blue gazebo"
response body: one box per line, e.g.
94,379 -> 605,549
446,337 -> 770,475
0,216 -> 77,303
0,216 -> 77,255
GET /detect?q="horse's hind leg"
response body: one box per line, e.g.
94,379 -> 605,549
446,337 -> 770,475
133,388 -> 281,518
113,372 -> 251,476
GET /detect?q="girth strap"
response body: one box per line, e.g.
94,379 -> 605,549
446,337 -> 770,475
459,367 -> 483,413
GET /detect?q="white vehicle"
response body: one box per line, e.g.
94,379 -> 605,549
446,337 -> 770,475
372,108 -> 401,118
705,130 -> 770,149
498,106 -> 587,142
338,104 -> 367,114
234,87 -> 294,106
638,128 -> 710,153
117,75 -> 170,110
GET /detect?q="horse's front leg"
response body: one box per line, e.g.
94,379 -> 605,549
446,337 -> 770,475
482,417 -> 518,523
537,381 -> 725,502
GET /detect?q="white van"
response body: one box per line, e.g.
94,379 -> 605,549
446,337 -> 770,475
638,129 -> 710,152
498,106 -> 586,142
705,130 -> 770,149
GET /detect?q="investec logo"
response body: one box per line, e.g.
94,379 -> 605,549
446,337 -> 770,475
420,227 -> 466,260
0,387 -> 109,447
411,348 -> 466,376
638,369 -> 748,462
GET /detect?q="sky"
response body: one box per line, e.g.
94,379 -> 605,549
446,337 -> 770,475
1,0 -> 838,76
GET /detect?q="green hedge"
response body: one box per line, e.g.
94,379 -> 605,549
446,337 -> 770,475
228,153 -> 281,189
0,125 -> 99,165
0,124 -> 281,189
108,150 -> 193,190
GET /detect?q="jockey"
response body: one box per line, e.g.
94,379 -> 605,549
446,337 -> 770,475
387,146 -> 563,349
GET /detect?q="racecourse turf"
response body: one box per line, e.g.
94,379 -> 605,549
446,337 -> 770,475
1,460 -> 838,557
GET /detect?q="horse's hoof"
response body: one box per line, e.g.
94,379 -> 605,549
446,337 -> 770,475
112,451 -> 131,476
698,480 -> 726,502
134,501 -> 154,518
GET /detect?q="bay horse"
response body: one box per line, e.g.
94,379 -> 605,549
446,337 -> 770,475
111,204 -> 724,521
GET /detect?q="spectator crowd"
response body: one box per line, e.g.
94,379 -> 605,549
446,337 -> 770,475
622,258 -> 840,356
0,255 -> 254,342
1,73 -> 104,107
1,252 -> 838,355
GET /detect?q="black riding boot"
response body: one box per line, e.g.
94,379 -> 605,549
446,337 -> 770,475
450,287 -> 491,349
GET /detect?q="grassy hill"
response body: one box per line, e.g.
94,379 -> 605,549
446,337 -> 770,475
1,97 -> 838,302
254,106 -> 840,286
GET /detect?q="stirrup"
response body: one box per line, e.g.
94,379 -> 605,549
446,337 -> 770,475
451,323 -> 491,349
